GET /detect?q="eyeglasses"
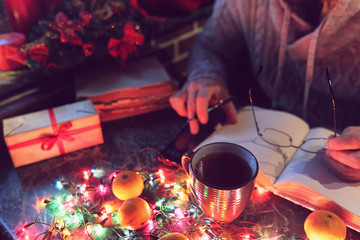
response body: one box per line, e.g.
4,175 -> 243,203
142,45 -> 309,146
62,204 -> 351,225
249,67 -> 337,154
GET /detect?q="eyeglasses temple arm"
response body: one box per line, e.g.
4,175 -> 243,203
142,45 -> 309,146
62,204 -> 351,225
249,88 -> 261,135
326,67 -> 337,137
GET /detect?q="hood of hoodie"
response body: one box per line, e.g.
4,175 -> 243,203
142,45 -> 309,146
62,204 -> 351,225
274,0 -> 360,118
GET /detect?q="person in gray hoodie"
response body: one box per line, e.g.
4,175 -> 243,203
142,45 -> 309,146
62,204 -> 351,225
170,0 -> 360,181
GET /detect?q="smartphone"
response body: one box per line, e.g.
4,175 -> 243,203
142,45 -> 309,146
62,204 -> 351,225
161,109 -> 227,164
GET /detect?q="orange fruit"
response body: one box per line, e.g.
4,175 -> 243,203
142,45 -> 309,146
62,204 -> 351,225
112,170 -> 144,200
304,210 -> 346,240
158,233 -> 188,240
117,197 -> 151,230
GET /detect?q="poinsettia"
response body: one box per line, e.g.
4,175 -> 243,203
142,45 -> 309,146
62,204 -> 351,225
48,12 -> 83,45
107,23 -> 145,65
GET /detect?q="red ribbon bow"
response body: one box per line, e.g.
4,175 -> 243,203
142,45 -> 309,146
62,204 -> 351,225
41,120 -> 75,154
107,23 -> 145,65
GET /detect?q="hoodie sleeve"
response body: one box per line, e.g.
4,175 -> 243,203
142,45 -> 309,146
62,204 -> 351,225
187,0 -> 247,87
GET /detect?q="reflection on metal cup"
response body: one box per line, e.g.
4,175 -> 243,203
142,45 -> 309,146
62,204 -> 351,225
182,142 -> 259,222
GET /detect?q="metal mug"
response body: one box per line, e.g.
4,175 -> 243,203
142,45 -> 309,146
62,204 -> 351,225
182,142 -> 259,222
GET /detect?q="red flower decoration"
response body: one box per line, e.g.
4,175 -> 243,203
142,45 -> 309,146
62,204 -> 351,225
79,11 -> 92,27
107,23 -> 145,65
48,12 -> 83,45
6,44 -> 56,68
82,42 -> 95,56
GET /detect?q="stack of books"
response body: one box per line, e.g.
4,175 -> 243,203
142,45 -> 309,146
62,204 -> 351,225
75,56 -> 176,122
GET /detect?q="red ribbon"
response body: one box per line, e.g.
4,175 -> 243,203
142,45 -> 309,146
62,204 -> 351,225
5,44 -> 57,68
7,108 -> 100,155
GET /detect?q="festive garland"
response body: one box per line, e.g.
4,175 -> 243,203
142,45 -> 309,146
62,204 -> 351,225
4,0 -> 145,72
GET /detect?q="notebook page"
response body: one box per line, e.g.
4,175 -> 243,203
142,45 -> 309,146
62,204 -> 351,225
276,127 -> 360,216
195,106 -> 310,184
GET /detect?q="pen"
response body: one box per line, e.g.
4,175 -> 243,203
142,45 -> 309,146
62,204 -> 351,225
187,96 -> 235,122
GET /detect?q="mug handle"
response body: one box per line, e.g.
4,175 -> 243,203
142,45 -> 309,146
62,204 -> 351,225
181,151 -> 193,177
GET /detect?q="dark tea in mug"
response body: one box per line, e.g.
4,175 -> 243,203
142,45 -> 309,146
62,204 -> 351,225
194,152 -> 253,189
182,142 -> 259,222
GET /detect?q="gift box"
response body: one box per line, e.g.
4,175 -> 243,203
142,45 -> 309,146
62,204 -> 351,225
3,100 -> 104,167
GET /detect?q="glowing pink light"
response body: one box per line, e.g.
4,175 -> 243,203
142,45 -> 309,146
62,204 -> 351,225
100,212 -> 109,221
199,235 -> 211,240
243,234 -> 251,239
164,182 -> 175,188
81,184 -> 87,192
64,201 -> 75,210
84,192 -> 90,198
97,184 -> 108,195
148,219 -> 154,229
86,225 -> 94,234
175,208 -> 185,218
157,169 -> 166,183
16,227 -> 26,237
83,170 -> 90,180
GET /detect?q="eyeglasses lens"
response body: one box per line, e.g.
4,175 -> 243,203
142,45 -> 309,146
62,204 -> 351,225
301,138 -> 327,153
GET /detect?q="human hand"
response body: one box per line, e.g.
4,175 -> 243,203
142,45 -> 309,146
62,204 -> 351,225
325,126 -> 360,181
169,77 -> 237,134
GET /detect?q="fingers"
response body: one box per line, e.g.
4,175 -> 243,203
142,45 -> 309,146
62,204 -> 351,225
326,126 -> 360,150
324,126 -> 360,181
169,78 -> 236,135
169,88 -> 188,118
187,83 -> 201,134
170,80 -> 208,135
326,135 -> 360,150
325,149 -> 360,169
196,84 -> 215,124
324,153 -> 360,181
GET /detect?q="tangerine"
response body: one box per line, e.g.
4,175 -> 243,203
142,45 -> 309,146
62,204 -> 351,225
304,210 -> 346,240
112,170 -> 144,200
117,197 -> 151,230
158,232 -> 189,240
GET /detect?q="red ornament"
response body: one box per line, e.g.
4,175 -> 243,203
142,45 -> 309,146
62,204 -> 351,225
107,23 -> 145,65
48,12 -> 83,46
82,42 -> 95,57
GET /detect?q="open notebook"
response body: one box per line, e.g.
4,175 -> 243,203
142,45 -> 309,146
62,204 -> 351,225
194,106 -> 360,232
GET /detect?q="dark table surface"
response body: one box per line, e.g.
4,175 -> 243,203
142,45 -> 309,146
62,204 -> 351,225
0,107 -> 359,240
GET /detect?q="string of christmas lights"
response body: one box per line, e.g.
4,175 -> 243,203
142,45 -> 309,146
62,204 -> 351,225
15,148 -> 307,240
